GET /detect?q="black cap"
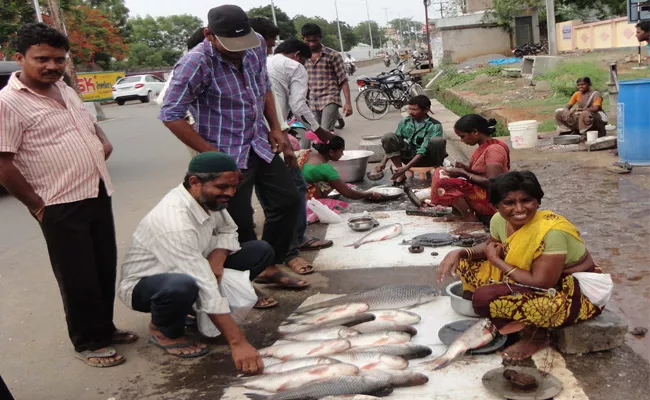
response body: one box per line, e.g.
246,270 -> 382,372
207,5 -> 260,52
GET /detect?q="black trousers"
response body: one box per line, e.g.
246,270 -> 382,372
227,151 -> 300,264
40,181 -> 117,352
131,240 -> 274,338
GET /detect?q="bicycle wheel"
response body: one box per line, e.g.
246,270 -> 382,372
355,88 -> 390,120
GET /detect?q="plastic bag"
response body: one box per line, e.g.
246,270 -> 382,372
307,198 -> 343,224
573,272 -> 613,307
196,269 -> 257,337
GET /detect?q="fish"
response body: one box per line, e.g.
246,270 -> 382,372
422,318 -> 497,370
347,331 -> 411,348
288,303 -> 369,325
296,285 -> 440,313
348,343 -> 433,360
321,396 -> 381,400
259,339 -> 351,361
353,321 -> 418,336
262,357 -> 340,374
244,376 -> 393,400
278,314 -> 376,334
236,364 -> 360,392
370,310 -> 421,325
282,326 -> 360,341
327,352 -> 408,370
346,223 -> 403,249
361,369 -> 429,388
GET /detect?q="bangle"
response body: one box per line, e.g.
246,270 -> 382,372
504,267 -> 517,277
464,247 -> 474,259
32,205 -> 45,216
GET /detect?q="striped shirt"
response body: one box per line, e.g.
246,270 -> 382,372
118,184 -> 241,315
0,72 -> 113,205
304,46 -> 347,112
159,38 -> 274,169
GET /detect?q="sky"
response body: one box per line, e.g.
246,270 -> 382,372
123,0 -> 439,27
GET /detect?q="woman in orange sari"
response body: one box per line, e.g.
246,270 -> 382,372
430,114 -> 510,225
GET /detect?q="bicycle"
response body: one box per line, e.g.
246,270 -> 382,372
355,77 -> 424,121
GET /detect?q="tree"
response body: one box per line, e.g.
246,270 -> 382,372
389,18 -> 423,48
353,21 -> 387,48
293,15 -> 359,51
247,5 -> 297,39
486,0 -> 544,32
0,0 -> 37,59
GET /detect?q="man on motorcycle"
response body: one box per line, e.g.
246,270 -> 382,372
302,23 -> 353,131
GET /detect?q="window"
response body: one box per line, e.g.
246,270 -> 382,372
117,76 -> 142,84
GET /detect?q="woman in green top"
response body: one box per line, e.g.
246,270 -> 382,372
298,136 -> 382,201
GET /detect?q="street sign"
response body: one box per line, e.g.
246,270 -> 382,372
628,0 -> 650,22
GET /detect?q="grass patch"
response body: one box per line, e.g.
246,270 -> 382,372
538,118 -> 557,132
424,65 -> 504,91
435,94 -> 509,137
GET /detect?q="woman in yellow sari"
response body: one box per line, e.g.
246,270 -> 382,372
437,171 -> 611,361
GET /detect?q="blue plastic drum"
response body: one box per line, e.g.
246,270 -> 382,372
617,78 -> 650,166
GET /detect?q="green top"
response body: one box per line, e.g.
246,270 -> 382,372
395,115 -> 443,156
490,213 -> 586,265
302,162 -> 340,183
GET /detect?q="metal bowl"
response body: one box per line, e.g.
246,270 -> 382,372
348,216 -> 379,232
446,281 -> 479,317
553,134 -> 581,145
331,150 -> 375,182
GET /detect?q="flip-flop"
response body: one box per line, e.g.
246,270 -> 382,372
286,257 -> 315,275
254,271 -> 311,290
607,161 -> 632,174
111,328 -> 139,344
147,335 -> 209,359
254,296 -> 279,309
74,346 -> 125,368
298,237 -> 333,251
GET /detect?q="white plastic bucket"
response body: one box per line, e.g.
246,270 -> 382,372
586,130 -> 599,143
508,120 -> 539,149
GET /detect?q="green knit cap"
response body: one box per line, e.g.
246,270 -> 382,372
188,152 -> 238,174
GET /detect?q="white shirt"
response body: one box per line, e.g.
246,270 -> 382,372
118,184 -> 241,315
266,54 -> 321,131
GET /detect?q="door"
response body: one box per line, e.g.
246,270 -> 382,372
515,16 -> 534,46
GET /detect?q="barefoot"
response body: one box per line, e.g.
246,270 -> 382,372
500,330 -> 548,361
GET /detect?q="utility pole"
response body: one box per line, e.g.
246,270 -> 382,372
334,0 -> 345,52
382,8 -> 391,49
270,0 -> 280,45
364,0 -> 374,51
424,0 -> 433,72
45,0 -> 80,93
545,0 -> 558,55
32,0 -> 43,22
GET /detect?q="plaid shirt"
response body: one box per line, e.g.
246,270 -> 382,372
305,46 -> 347,112
396,115 -> 443,156
159,38 -> 273,169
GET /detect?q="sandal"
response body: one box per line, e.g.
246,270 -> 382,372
112,328 -> 139,344
298,237 -> 333,251
254,296 -> 279,309
147,335 -> 209,359
607,161 -> 632,174
286,257 -> 315,275
74,346 -> 125,368
254,270 -> 311,289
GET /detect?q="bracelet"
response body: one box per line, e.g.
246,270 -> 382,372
504,267 -> 517,277
467,173 -> 474,182
464,247 -> 474,259
32,205 -> 45,217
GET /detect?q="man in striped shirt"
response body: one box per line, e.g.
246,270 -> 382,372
0,23 -> 135,367
160,5 -> 307,290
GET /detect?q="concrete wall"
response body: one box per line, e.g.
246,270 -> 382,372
464,0 -> 494,13
441,25 -> 511,62
556,17 -> 644,52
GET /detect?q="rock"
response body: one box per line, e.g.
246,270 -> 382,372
630,326 -> 648,337
587,136 -> 617,151
534,80 -> 552,91
515,77 -> 533,87
473,74 -> 491,83
554,309 -> 628,355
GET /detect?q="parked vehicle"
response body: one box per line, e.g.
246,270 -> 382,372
512,41 -> 548,58
344,61 -> 357,76
112,74 -> 165,105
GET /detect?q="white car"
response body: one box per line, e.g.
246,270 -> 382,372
112,74 -> 165,105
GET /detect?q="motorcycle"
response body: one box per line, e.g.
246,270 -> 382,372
344,61 -> 357,76
512,41 -> 548,58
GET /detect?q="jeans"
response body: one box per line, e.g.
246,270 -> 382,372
40,181 -> 118,352
314,103 -> 341,132
381,132 -> 448,167
131,240 -> 274,339
227,152 -> 300,264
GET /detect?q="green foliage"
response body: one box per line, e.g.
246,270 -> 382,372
353,21 -> 387,49
435,94 -> 509,137
538,118 -> 557,132
539,61 -> 607,98
293,14 -> 358,51
247,5 -> 296,40
487,0 -> 544,33
0,0 -> 37,58
388,18 -> 423,48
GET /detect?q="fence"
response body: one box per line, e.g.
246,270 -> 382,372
556,17 -> 643,52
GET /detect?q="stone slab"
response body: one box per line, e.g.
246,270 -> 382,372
555,309 -> 628,355
587,136 -> 617,152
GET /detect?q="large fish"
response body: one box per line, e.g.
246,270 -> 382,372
288,303 -> 369,325
263,357 -> 340,374
327,352 -> 408,370
422,318 -> 497,370
321,396 -> 381,400
346,223 -> 403,249
236,364 -> 360,392
353,321 -> 418,336
361,370 -> 429,388
348,343 -> 432,360
370,310 -> 421,325
347,331 -> 411,348
282,326 -> 360,341
259,339 -> 351,361
244,376 -> 393,400
278,314 -> 376,334
296,285 -> 440,313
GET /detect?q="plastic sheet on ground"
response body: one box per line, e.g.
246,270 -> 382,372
488,57 -> 522,65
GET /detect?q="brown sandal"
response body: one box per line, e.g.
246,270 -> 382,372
286,257 -> 315,275
254,271 -> 311,289
254,296 -> 279,309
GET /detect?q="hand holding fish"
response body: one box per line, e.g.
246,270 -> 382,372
391,166 -> 408,181
233,341 -> 264,375
485,242 -> 504,264
436,250 -> 463,282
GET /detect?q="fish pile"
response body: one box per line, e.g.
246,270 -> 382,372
240,285 -> 441,399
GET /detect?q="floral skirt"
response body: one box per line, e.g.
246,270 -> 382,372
458,259 -> 602,330
430,168 -> 497,216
